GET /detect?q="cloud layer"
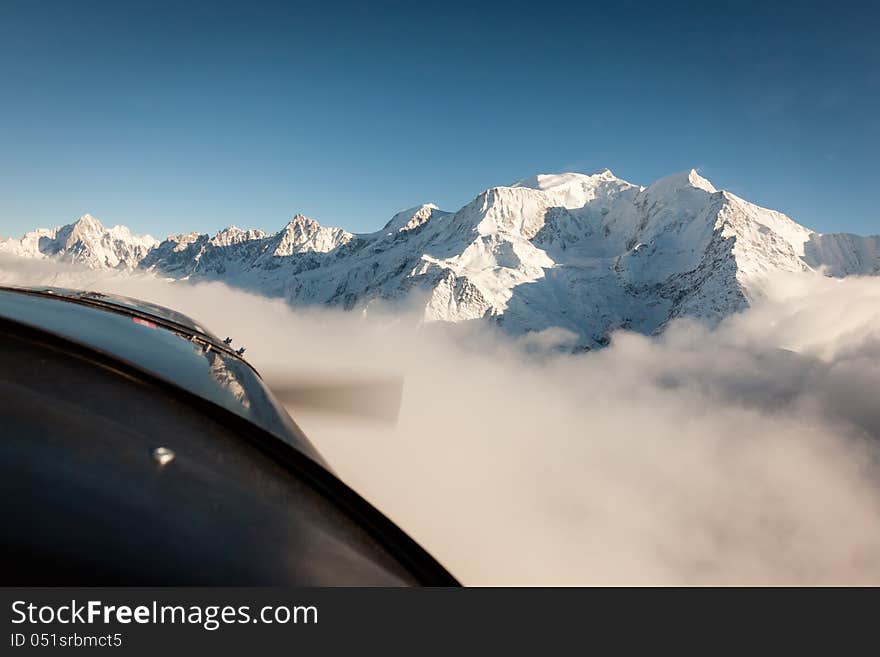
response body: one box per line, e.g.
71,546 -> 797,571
3,256 -> 880,584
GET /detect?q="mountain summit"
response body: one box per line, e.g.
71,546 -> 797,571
3,171 -> 878,347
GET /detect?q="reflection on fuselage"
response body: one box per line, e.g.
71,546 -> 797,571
200,344 -> 251,409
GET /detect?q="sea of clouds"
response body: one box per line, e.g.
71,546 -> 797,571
3,255 -> 880,584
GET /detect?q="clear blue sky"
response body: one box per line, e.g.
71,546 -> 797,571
0,0 -> 877,238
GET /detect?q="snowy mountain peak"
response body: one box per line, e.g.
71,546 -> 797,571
281,213 -> 329,236
686,169 -> 716,192
643,169 -> 717,198
210,226 -> 267,247
60,213 -> 108,246
286,212 -> 314,227
383,204 -> 443,234
513,169 -> 623,192
70,212 -> 103,232
272,214 -> 352,255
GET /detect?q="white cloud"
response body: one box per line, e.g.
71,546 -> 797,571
3,255 -> 880,584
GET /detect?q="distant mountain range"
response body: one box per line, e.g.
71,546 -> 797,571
3,169 -> 879,348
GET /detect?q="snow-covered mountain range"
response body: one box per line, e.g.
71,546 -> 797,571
0,213 -> 158,270
3,169 -> 878,347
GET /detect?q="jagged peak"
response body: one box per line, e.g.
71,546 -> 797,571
73,213 -> 104,229
686,169 -> 716,192
55,214 -> 157,247
271,213 -> 351,256
166,230 -> 205,242
64,213 -> 105,240
210,225 -> 266,247
214,225 -> 265,237
285,212 -> 320,228
512,170 -> 623,191
648,169 -> 716,195
383,203 -> 440,233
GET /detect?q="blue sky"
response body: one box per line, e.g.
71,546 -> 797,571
0,0 -> 877,238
